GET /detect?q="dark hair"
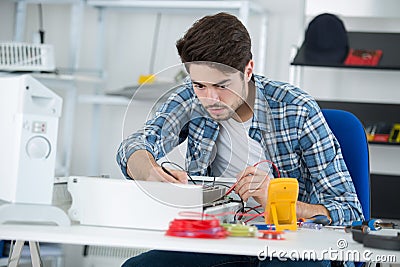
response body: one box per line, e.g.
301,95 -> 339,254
176,12 -> 252,72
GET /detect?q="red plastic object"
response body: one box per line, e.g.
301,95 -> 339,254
166,219 -> 229,239
258,230 -> 285,240
344,49 -> 383,66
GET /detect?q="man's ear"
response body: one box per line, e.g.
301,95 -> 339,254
244,60 -> 254,82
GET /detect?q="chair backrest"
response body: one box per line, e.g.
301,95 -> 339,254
321,109 -> 370,220
0,240 -> 4,258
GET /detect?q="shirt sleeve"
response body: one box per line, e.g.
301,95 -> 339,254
299,108 -> 364,225
116,87 -> 192,178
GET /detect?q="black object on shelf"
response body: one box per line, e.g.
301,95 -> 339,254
292,32 -> 400,70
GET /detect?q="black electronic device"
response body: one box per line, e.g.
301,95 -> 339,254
351,227 -> 400,251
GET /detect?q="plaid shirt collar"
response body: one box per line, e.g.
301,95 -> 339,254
252,75 -> 275,132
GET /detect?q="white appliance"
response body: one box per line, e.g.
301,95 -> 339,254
67,176 -> 203,231
0,74 -> 62,205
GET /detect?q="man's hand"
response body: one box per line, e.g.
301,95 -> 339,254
148,165 -> 188,183
127,150 -> 188,184
296,201 -> 332,223
234,166 -> 271,207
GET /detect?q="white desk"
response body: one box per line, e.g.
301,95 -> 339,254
1,224 -> 399,263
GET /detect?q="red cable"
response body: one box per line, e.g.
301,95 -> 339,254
225,160 -> 280,196
253,160 -> 281,178
242,205 -> 263,224
224,180 -> 240,195
166,219 -> 228,239
247,205 -> 262,210
167,208 -> 269,238
243,214 -> 264,224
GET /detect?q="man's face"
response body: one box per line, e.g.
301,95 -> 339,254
188,63 -> 248,121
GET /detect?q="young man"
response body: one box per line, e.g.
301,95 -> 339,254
117,12 -> 363,267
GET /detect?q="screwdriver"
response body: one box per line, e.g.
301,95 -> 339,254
325,225 -> 371,233
351,219 -> 400,231
298,222 -> 323,230
326,219 -> 385,232
344,225 -> 371,233
298,215 -> 332,226
352,219 -> 382,231
376,222 -> 400,229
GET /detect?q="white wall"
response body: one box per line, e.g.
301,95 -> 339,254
0,1 -> 14,39
1,0 -> 398,177
0,0 -> 304,178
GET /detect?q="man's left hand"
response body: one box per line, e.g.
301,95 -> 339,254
234,166 -> 271,207
296,201 -> 332,223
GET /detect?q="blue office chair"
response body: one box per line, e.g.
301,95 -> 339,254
0,240 -> 4,258
322,109 -> 370,220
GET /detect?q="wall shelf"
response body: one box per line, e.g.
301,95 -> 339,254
291,32 -> 400,71
316,100 -> 400,124
290,0 -> 400,221
369,142 -> 400,146
317,100 -> 400,147
88,0 -> 265,14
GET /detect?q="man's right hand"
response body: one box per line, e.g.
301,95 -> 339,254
126,150 -> 188,184
147,165 -> 188,184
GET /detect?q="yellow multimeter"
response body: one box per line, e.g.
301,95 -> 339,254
264,178 -> 299,231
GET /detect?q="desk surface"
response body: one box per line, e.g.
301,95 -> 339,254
1,224 -> 399,263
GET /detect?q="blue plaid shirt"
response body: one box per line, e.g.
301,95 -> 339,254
117,74 -> 364,225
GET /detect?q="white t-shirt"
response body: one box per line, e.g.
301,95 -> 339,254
212,118 -> 272,211
212,118 -> 266,178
